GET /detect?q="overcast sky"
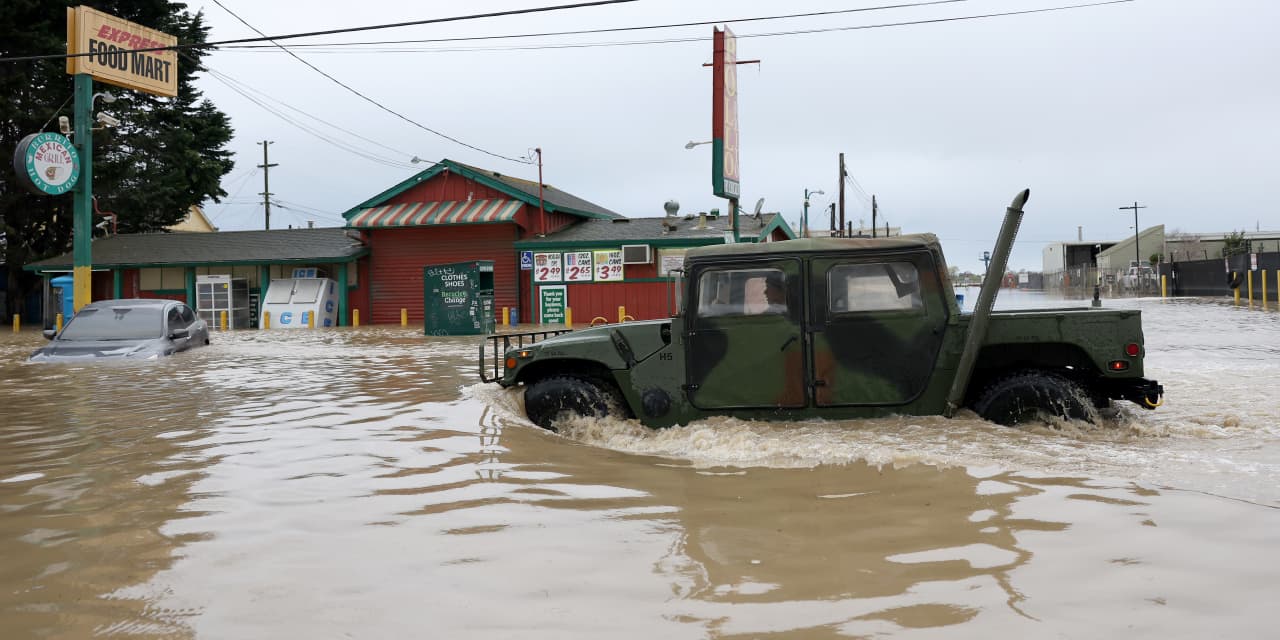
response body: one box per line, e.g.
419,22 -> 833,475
185,0 -> 1279,272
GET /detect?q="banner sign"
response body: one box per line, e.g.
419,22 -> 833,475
593,250 -> 625,282
67,6 -> 178,97
564,251 -> 594,282
532,252 -> 562,282
538,285 -> 567,324
711,26 -> 740,199
12,133 -> 80,196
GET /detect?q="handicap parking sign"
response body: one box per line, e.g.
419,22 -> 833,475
520,251 -> 534,270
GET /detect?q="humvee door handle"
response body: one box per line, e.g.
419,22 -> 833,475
780,336 -> 797,351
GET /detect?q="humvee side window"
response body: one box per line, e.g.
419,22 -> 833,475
698,268 -> 788,317
828,262 -> 922,313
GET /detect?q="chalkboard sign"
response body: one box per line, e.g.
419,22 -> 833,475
424,260 -> 495,336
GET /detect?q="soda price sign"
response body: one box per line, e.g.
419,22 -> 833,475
593,250 -> 625,282
563,251 -> 594,282
533,252 -> 562,282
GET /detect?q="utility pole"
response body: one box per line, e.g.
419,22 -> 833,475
871,195 -> 878,238
258,140 -> 278,230
535,147 -> 546,237
837,153 -> 846,237
1118,201 -> 1146,267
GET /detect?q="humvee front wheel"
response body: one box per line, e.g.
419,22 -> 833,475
973,370 -> 1093,427
524,375 -> 625,431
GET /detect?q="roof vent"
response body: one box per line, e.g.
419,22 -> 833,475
664,200 -> 679,217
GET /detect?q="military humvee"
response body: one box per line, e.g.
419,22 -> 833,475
481,190 -> 1163,430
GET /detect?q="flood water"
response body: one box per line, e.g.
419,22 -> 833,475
2,292 -> 1278,638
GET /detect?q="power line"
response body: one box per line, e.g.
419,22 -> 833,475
0,0 -> 642,63
209,0 -> 530,165
218,0 -> 976,50
210,0 -> 1136,55
196,58 -> 419,168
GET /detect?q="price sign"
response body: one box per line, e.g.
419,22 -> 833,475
563,251 -> 594,282
533,252 -> 562,282
593,250 -> 624,282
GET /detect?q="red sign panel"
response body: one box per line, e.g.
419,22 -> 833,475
711,27 -> 740,199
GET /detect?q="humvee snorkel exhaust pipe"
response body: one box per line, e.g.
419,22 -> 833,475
944,188 -> 1030,417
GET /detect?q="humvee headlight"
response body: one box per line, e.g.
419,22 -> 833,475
516,350 -> 532,358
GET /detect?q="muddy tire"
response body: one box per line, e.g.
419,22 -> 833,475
973,370 -> 1093,427
524,375 -> 624,431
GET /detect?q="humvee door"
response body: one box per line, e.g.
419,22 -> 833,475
685,259 -> 807,409
808,252 -> 948,406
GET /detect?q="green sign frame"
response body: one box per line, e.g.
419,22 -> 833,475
12,132 -> 81,196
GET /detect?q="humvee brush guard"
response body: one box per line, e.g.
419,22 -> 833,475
481,190 -> 1163,430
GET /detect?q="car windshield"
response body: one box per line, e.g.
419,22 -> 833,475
59,306 -> 164,341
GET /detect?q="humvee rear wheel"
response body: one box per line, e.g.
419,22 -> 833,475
524,375 -> 624,431
973,370 -> 1093,427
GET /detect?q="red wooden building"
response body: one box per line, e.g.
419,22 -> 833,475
341,159 -> 620,325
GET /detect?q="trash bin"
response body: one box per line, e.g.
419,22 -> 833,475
423,260 -> 496,335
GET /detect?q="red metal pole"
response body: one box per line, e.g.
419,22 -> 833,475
536,147 -> 545,237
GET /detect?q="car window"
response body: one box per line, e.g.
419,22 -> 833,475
167,307 -> 184,330
180,305 -> 196,325
59,306 -> 165,340
697,267 -> 788,317
828,262 -> 923,313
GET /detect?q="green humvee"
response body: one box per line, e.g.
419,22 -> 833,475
482,191 -> 1163,430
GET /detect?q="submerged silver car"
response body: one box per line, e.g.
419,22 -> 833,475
30,299 -> 211,362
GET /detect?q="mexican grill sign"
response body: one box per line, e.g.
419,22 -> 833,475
12,133 -> 80,195
67,6 -> 178,97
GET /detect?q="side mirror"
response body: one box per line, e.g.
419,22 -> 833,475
168,328 -> 190,340
42,329 -> 57,340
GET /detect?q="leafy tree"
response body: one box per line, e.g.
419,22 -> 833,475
0,1 -> 233,319
1221,230 -> 1250,257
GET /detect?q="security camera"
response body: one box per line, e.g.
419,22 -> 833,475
58,116 -> 71,135
95,112 -> 121,127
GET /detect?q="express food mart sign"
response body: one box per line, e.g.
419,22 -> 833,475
66,6 -> 178,97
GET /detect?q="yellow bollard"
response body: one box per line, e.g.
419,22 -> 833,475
1264,271 -> 1269,307
1233,273 -> 1240,305
12,314 -> 18,333
1248,271 -> 1254,305
308,311 -> 315,329
502,307 -> 510,326
220,310 -> 228,331
1160,275 -> 1167,298
263,311 -> 271,329
617,305 -> 626,323
401,308 -> 408,327
353,309 -> 360,327
56,313 -> 64,333
565,307 -> 573,328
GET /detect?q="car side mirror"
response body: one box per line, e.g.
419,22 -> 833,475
42,329 -> 57,340
168,328 -> 190,340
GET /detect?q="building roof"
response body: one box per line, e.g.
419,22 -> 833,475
515,213 -> 793,248
167,205 -> 218,233
341,159 -> 621,223
25,228 -> 367,271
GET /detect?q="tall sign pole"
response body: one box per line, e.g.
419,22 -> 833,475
64,6 -> 177,311
711,27 -> 741,241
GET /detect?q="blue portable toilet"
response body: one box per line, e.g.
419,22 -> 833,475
50,275 -> 75,322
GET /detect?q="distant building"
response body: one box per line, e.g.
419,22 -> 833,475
167,205 -> 218,233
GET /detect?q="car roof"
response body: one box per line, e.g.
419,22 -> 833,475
686,233 -> 941,261
82,298 -> 177,309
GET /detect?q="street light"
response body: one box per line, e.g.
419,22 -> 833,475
803,188 -> 824,238
684,140 -> 712,150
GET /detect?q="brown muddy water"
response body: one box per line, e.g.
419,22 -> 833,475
1,292 -> 1278,638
